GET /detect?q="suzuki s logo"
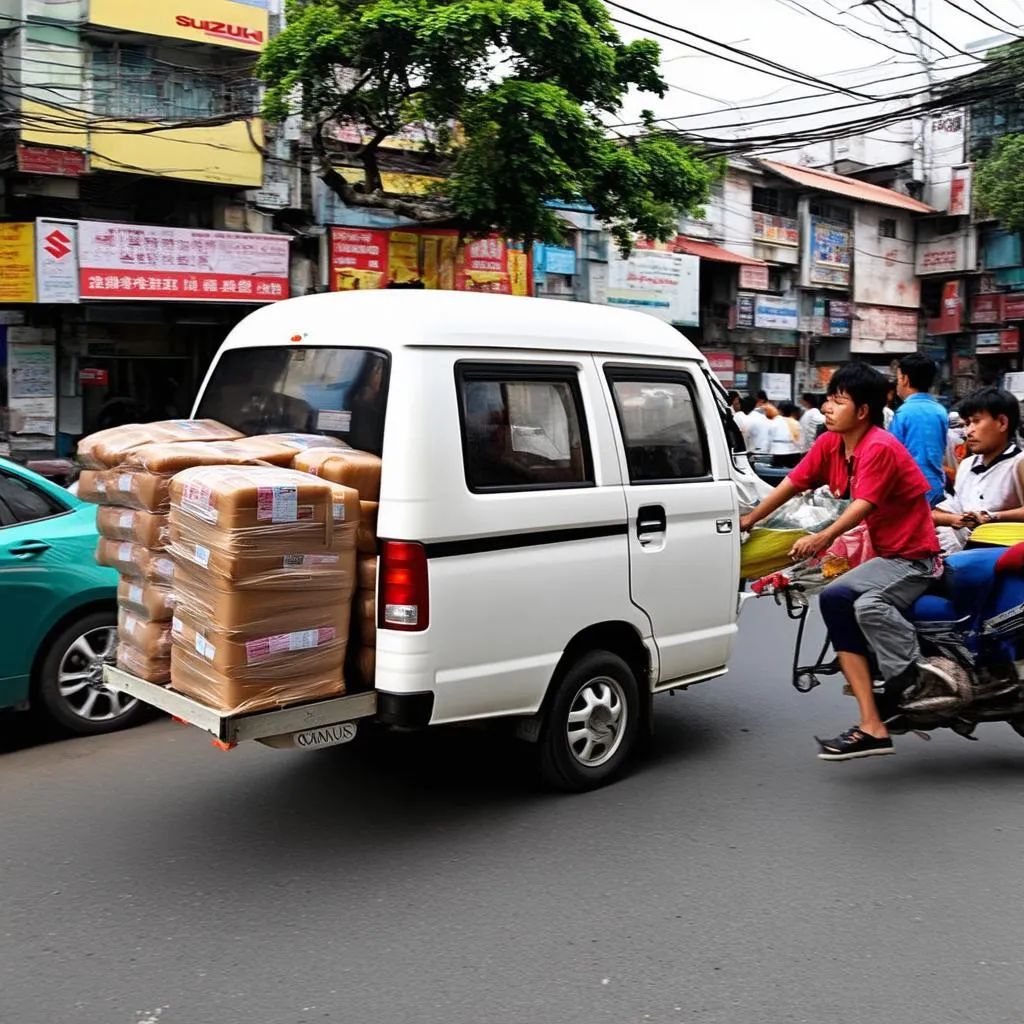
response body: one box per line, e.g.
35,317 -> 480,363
44,229 -> 72,260
175,15 -> 265,45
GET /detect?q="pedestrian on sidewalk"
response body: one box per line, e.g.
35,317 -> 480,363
889,354 -> 948,507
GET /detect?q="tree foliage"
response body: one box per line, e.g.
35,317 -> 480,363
976,134 -> 1024,236
258,0 -> 721,249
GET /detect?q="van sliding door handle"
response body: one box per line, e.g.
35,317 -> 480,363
637,504 -> 666,539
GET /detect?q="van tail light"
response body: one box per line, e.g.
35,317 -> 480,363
379,541 -> 429,631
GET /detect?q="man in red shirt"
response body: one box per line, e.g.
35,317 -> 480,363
740,363 -> 949,760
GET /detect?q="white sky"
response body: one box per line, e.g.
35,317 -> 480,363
607,0 -> 1023,147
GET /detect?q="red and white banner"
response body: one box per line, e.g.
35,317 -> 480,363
78,221 -> 290,302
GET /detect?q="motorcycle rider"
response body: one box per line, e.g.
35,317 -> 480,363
740,362 -> 951,761
934,387 -> 1024,554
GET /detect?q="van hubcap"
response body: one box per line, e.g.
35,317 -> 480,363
566,676 -> 627,768
57,626 -> 135,722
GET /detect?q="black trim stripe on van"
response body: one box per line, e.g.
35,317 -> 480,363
421,523 -> 628,559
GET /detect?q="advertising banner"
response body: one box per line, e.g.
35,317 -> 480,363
703,352 -> 735,387
78,222 -> 290,301
1004,293 -> 1024,320
761,372 -> 792,403
735,294 -> 755,328
828,299 -> 852,336
0,223 -> 36,303
604,249 -> 699,326
916,235 -> 968,275
852,304 -> 919,353
926,280 -> 963,335
971,292 -> 1002,324
88,0 -> 269,51
754,295 -> 799,331
752,212 -> 798,246
808,219 -> 852,287
738,264 -> 770,290
36,219 -> 79,304
7,342 -> 56,436
329,228 -> 531,296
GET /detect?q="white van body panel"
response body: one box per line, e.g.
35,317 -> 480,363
194,291 -> 739,726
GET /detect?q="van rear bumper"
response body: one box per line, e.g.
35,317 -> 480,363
376,690 -> 435,729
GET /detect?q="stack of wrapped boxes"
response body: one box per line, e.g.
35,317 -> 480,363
76,420 -> 244,683
76,421 -> 379,711
167,466 -> 359,714
291,448 -> 383,686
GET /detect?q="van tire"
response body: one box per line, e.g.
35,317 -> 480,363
537,651 -> 640,792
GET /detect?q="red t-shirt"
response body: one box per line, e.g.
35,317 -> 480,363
787,426 -> 940,559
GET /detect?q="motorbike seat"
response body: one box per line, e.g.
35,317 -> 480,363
910,547 -> 1004,625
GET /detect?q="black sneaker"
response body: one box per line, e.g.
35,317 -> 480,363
815,726 -> 896,761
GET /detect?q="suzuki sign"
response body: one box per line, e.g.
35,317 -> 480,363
88,0 -> 269,51
35,219 -> 80,304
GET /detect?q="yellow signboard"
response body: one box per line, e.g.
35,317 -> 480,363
335,168 -> 444,196
0,223 -> 36,303
88,0 -> 269,51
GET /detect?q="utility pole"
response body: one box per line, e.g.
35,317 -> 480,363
911,0 -> 935,198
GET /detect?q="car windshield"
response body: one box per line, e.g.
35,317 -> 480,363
194,346 -> 389,456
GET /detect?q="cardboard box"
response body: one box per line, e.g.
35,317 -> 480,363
171,645 -> 345,714
97,507 -> 169,550
357,501 -> 378,555
117,578 -> 176,621
357,555 -> 377,592
77,419 -> 241,469
96,539 -> 174,584
118,608 -> 173,659
117,644 -> 170,685
292,447 -> 382,501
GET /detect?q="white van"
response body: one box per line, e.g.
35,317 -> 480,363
109,290 -> 756,790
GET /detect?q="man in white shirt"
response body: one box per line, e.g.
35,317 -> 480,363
745,402 -> 772,455
799,392 -> 825,452
933,387 -> 1024,554
729,391 -> 749,444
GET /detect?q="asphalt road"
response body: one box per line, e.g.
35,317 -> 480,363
3,601 -> 1024,1024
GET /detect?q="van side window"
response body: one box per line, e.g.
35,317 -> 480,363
607,374 -> 710,483
456,367 -> 593,491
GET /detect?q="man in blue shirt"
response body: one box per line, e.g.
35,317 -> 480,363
889,353 -> 948,506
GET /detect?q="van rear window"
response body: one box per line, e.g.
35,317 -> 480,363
194,347 -> 389,456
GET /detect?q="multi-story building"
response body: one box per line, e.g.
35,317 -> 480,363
0,0 -> 295,458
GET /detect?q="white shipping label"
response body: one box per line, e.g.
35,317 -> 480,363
118,542 -> 133,562
124,617 -> 136,635
257,485 -> 298,522
172,616 -> 183,634
119,511 -> 135,529
194,634 -> 216,661
289,629 -> 319,652
333,502 -> 346,521
118,474 -> 132,493
129,585 -> 143,605
317,410 -> 352,432
282,554 -> 339,569
193,544 -> 211,568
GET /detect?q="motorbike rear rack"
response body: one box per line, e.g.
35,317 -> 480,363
780,586 -> 840,693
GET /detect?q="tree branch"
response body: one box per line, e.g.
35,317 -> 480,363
312,120 -> 454,223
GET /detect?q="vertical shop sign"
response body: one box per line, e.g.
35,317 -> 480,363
36,219 -> 80,303
0,223 -> 36,303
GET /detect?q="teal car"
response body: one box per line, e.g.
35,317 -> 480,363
0,458 -> 143,734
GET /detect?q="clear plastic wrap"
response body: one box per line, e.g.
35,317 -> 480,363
171,646 -> 346,715
116,644 -> 171,685
96,539 -> 174,584
97,507 -> 169,550
123,439 -> 269,475
357,500 -> 379,555
77,420 -> 241,469
117,577 -> 176,621
118,608 -> 173,660
76,470 -> 109,505
292,447 -> 382,501
169,465 -> 355,531
173,568 -> 354,632
169,604 -> 349,714
357,555 -> 377,592
94,468 -> 171,513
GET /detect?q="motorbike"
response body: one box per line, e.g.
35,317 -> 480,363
752,543 -> 1024,742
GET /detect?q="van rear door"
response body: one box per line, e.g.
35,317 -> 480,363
599,361 -> 739,686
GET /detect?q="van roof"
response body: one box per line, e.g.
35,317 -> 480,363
222,291 -> 705,361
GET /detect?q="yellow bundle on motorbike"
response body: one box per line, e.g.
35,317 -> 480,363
969,522 -> 1024,548
740,528 -> 807,580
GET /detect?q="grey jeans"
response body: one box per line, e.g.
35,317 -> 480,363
818,555 -> 941,681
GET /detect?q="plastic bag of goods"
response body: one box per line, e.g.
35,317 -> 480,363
80,468 -> 171,513
118,608 -> 173,660
117,578 -> 176,621
96,539 -> 175,585
760,488 -> 848,533
117,643 -> 171,686
76,420 -> 241,469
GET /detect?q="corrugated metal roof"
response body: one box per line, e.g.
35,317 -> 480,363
673,236 -> 767,265
757,159 -> 936,214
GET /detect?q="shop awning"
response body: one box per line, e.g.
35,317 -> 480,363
673,236 -> 767,266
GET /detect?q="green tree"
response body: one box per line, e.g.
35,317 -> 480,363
976,134 -> 1024,235
258,0 -> 721,251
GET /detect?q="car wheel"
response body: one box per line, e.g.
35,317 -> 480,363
537,650 -> 640,792
36,611 -> 144,735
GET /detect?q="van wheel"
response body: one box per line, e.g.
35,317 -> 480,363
538,651 -> 640,792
